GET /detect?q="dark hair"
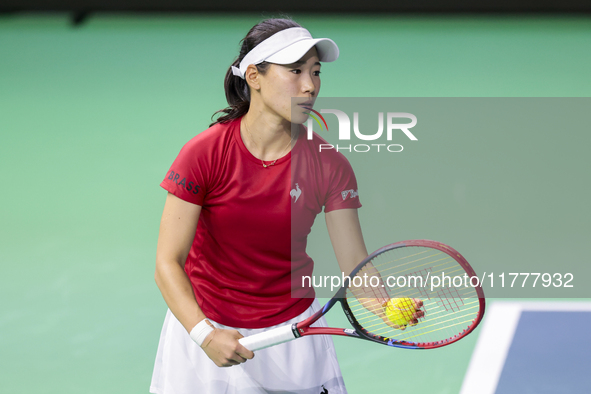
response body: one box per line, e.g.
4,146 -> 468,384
209,18 -> 302,127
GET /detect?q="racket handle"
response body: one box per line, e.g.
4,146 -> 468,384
238,324 -> 298,351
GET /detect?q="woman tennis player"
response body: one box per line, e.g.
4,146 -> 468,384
150,18 -> 421,394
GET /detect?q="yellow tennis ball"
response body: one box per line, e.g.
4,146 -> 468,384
384,297 -> 415,326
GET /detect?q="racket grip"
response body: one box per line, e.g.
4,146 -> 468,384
238,324 -> 297,351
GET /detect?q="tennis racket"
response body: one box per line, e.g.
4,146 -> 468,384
239,239 -> 485,351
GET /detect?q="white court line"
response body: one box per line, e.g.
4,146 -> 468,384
505,301 -> 591,311
460,301 -> 591,394
459,302 -> 521,394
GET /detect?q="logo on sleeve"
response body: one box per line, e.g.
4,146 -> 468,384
341,189 -> 358,200
290,183 -> 302,203
167,170 -> 200,195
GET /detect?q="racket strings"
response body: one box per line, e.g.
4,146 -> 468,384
345,246 -> 481,345
349,296 -> 479,344
350,297 -> 478,337
377,255 -> 455,281
351,290 -> 477,322
363,302 -> 480,339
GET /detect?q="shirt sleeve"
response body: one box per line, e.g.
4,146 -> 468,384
160,135 -> 211,206
324,152 -> 362,213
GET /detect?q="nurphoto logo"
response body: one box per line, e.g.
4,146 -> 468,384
305,110 -> 418,153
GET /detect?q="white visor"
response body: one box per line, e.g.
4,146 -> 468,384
231,27 -> 339,79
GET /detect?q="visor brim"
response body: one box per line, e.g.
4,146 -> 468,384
265,38 -> 339,65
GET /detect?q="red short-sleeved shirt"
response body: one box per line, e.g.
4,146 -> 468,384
160,116 -> 361,328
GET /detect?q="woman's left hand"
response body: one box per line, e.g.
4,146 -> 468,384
201,328 -> 255,367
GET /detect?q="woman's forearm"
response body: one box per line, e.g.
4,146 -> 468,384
155,258 -> 206,333
155,193 -> 206,333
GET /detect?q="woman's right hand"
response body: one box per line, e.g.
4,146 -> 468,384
201,328 -> 255,367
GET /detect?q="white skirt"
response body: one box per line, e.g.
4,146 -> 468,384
149,300 -> 348,394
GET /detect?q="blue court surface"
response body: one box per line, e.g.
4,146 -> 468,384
460,302 -> 591,394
